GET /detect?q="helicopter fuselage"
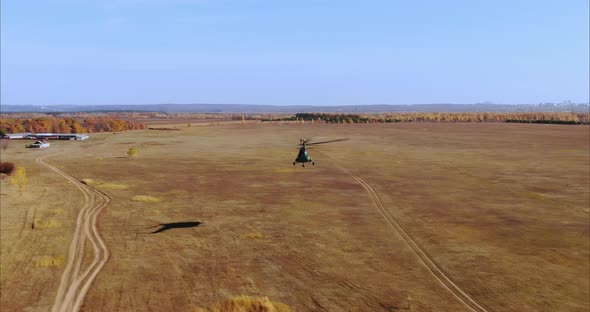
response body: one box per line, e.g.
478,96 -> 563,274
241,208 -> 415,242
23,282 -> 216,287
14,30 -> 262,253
291,138 -> 348,167
294,146 -> 314,166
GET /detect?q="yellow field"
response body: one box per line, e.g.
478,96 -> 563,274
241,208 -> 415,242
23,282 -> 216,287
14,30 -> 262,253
1,122 -> 588,311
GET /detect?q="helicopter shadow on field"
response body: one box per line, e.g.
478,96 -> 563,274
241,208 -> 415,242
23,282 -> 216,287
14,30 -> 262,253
140,221 -> 202,234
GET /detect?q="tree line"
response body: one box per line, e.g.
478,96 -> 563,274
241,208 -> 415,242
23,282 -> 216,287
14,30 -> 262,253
0,116 -> 145,135
286,112 -> 589,124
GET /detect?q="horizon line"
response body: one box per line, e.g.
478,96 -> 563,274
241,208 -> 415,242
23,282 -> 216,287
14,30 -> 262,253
3,102 -> 589,107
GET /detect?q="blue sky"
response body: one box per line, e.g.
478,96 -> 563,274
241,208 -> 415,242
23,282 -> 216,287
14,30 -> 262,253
1,0 -> 588,105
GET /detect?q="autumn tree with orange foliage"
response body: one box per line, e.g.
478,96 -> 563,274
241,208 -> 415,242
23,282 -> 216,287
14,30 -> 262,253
0,116 -> 144,134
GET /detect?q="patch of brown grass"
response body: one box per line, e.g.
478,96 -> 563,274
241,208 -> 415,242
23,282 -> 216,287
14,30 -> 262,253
241,232 -> 263,239
99,182 -> 129,190
32,256 -> 65,267
148,127 -> 181,131
273,168 -> 304,173
131,195 -> 161,202
193,296 -> 292,312
82,178 -> 130,190
33,218 -> 61,229
48,208 -> 64,215
80,178 -> 96,185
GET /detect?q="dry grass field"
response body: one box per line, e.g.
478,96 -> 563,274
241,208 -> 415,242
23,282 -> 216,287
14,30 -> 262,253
1,122 -> 588,312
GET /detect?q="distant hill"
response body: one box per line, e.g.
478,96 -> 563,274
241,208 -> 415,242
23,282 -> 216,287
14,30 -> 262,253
1,103 -> 588,113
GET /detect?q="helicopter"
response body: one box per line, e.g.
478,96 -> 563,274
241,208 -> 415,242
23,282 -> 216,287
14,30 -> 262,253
293,138 -> 349,167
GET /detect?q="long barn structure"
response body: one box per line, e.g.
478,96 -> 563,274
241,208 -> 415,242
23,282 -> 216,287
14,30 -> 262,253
1,133 -> 32,139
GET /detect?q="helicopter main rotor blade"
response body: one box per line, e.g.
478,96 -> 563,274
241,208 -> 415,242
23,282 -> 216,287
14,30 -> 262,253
306,138 -> 349,146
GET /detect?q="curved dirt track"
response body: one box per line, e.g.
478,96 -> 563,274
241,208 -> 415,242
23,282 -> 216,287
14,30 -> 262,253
329,161 -> 489,312
36,154 -> 111,312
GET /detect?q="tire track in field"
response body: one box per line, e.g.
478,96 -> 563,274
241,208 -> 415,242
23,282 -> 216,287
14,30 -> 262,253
328,160 -> 489,312
36,153 -> 111,312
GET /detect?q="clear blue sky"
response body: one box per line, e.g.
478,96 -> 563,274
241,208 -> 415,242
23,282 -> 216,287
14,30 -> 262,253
1,0 -> 588,105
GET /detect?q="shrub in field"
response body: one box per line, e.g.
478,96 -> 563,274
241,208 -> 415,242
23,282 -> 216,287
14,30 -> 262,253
11,167 -> 27,194
0,162 -> 15,176
127,147 -> 138,158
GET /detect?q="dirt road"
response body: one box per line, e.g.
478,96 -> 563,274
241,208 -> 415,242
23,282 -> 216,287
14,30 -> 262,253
330,161 -> 489,312
36,154 -> 111,312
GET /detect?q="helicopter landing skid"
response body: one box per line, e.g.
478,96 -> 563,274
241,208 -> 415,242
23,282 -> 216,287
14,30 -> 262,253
292,161 -> 314,167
